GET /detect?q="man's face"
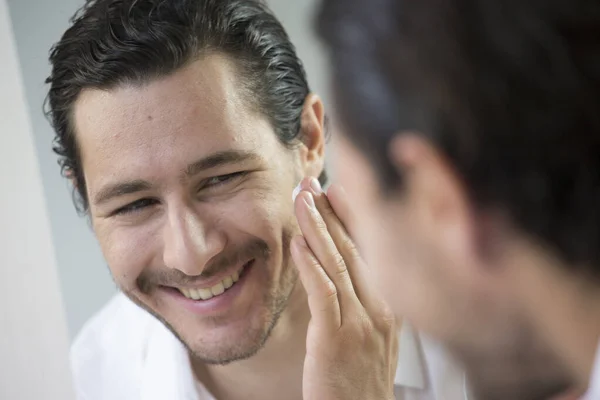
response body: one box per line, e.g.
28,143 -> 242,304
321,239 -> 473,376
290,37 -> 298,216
73,54 -> 314,364
333,133 -> 571,399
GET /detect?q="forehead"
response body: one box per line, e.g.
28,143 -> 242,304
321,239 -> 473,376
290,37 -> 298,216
72,54 -> 277,182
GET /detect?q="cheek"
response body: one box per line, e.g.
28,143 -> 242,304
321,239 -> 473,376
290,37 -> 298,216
360,207 -> 417,312
222,188 -> 293,242
93,220 -> 158,289
360,204 -> 452,332
371,208 -> 480,341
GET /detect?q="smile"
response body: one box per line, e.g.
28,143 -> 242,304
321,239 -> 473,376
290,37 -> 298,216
176,262 -> 248,301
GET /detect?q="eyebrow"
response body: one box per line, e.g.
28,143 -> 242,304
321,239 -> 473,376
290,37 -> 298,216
92,150 -> 260,206
184,150 -> 260,177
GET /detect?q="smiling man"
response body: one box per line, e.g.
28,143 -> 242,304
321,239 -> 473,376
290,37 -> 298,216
46,0 -> 467,399
72,54 -> 306,367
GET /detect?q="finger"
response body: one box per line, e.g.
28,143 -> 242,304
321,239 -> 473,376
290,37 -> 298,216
294,189 -> 360,315
304,179 -> 380,310
326,182 -> 373,280
303,179 -> 372,306
290,234 -> 342,330
326,184 -> 359,243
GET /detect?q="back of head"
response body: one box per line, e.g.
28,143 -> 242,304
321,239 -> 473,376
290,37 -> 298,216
46,0 -> 318,213
317,0 -> 600,277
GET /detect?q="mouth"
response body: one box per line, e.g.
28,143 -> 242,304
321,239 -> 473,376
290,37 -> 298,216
175,260 -> 252,301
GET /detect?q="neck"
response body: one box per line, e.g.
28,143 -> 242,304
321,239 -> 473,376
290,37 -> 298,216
511,241 -> 600,389
193,281 -> 310,400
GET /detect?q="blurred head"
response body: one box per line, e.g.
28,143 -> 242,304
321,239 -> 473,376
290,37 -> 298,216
46,0 -> 326,365
317,0 -> 600,398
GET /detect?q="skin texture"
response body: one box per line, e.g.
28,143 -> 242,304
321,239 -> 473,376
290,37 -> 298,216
72,52 -> 396,400
331,131 -> 576,400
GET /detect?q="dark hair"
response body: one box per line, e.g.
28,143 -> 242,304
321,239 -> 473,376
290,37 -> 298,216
46,0 -> 326,213
317,0 -> 600,275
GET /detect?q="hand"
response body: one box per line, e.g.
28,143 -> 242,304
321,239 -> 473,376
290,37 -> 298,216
291,177 -> 398,400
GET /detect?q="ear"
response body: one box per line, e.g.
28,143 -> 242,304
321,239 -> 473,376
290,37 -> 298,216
64,168 -> 78,189
388,134 -> 480,274
297,93 -> 326,179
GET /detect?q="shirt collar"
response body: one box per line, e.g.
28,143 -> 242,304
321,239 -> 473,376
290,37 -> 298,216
582,338 -> 600,400
395,321 -> 427,389
140,318 -> 428,398
140,321 -> 200,400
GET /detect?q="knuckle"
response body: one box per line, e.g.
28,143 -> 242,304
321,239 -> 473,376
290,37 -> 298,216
307,253 -> 322,270
375,306 -> 397,332
346,314 -> 374,344
305,254 -> 340,300
359,313 -> 376,334
313,213 -> 328,233
322,279 -> 338,300
340,235 -> 360,258
332,253 -> 348,275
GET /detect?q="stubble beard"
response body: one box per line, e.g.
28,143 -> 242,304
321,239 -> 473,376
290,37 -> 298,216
124,229 -> 298,366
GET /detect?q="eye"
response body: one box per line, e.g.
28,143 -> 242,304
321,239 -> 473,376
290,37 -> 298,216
204,172 -> 247,189
113,198 -> 158,215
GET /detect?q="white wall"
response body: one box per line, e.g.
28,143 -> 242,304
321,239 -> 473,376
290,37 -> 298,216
6,0 -> 331,339
268,0 -> 332,107
7,0 -> 116,339
0,0 -> 74,397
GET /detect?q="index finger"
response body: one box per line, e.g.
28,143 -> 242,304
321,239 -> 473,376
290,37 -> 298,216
290,234 -> 342,331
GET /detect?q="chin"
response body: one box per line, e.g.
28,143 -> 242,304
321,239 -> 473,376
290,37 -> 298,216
180,305 -> 280,365
122,291 -> 275,365
188,327 -> 271,365
123,253 -> 297,365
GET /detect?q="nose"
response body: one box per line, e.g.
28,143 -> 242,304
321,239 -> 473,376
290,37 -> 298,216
162,203 -> 225,276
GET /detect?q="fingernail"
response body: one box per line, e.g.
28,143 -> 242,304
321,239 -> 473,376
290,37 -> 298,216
310,177 -> 322,195
292,183 -> 302,202
304,192 -> 316,210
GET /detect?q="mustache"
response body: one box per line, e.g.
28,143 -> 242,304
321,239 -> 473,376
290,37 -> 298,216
137,238 -> 270,291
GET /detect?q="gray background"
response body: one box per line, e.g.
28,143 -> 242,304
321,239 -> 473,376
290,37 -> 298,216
6,0 -> 331,339
1,0 -> 74,397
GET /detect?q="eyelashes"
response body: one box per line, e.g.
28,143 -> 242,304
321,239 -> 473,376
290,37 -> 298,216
112,171 -> 248,216
113,198 -> 159,215
204,171 -> 246,187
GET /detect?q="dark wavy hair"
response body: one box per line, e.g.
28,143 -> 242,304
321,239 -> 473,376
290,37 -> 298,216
317,0 -> 600,276
46,0 -> 325,213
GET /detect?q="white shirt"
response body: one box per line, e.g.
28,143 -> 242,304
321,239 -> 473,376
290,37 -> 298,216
583,342 -> 600,400
71,293 -> 468,400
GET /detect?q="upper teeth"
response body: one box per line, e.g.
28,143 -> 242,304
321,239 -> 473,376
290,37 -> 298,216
178,268 -> 241,301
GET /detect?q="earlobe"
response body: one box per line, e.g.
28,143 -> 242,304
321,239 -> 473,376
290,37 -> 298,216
64,168 -> 78,190
298,93 -> 326,178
